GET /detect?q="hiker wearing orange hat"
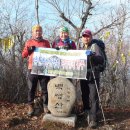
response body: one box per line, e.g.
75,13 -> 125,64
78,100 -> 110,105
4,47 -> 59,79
32,25 -> 43,40
22,25 -> 50,116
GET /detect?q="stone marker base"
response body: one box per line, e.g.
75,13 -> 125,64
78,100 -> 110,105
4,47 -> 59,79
42,114 -> 77,127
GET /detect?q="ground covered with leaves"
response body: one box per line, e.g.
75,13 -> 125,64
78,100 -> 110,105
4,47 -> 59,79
1,101 -> 130,130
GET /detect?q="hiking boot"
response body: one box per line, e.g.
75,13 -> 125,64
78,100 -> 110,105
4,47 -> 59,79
43,106 -> 49,114
27,104 -> 34,116
88,120 -> 97,129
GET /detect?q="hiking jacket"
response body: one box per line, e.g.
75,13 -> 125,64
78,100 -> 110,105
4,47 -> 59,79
52,38 -> 76,49
22,39 -> 50,69
81,40 -> 104,81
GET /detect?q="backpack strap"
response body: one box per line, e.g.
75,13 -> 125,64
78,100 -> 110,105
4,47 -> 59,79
92,39 -> 105,50
90,39 -> 107,72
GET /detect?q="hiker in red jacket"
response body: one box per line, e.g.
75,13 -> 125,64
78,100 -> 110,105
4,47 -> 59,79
22,25 -> 50,116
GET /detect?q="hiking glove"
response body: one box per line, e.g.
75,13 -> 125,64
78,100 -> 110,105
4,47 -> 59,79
55,46 -> 60,50
86,50 -> 95,56
64,46 -> 69,50
28,46 -> 36,55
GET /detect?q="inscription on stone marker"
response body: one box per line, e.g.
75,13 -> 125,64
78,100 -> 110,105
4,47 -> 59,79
48,77 -> 76,117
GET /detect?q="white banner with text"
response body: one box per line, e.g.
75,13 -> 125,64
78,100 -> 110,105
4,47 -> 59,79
31,48 -> 87,79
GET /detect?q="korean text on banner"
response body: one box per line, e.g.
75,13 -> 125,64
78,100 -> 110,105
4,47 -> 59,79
31,48 -> 87,79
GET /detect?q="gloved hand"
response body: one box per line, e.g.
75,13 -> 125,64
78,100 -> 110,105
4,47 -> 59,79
28,46 -> 36,55
64,46 -> 69,50
85,50 -> 95,56
55,46 -> 60,50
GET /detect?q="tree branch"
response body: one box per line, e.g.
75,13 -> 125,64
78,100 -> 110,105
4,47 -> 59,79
59,13 -> 78,30
80,0 -> 93,32
93,16 -> 124,36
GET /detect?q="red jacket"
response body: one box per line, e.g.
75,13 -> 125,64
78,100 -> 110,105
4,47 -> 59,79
22,39 -> 50,69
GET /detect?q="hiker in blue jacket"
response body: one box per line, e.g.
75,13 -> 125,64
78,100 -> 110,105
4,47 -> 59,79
80,29 -> 105,128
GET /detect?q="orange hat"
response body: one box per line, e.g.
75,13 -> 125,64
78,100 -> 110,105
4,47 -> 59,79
32,25 -> 42,31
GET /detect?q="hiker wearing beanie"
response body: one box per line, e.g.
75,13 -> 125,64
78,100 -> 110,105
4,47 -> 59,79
52,26 -> 76,83
52,26 -> 76,50
22,25 -> 50,116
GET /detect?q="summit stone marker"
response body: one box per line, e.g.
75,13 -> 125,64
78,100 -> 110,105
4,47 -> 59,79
47,77 -> 76,117
43,77 -> 77,127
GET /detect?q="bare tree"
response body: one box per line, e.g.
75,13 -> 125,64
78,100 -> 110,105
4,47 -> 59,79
42,0 -> 126,46
0,0 -> 130,108
42,0 -> 130,108
100,4 -> 130,107
0,0 -> 33,102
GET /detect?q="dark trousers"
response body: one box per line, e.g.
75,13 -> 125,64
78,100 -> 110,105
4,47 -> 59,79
80,78 -> 100,121
27,70 -> 50,106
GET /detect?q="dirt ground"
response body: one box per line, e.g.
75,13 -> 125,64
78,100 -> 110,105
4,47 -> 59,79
1,101 -> 130,130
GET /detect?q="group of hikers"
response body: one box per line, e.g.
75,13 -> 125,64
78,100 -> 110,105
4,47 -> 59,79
22,24 -> 105,129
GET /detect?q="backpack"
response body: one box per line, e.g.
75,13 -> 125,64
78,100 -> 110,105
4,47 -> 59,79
91,39 -> 107,72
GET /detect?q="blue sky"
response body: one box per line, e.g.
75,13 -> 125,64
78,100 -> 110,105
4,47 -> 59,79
33,0 -> 129,30
1,0 -> 129,38
27,0 -> 128,39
